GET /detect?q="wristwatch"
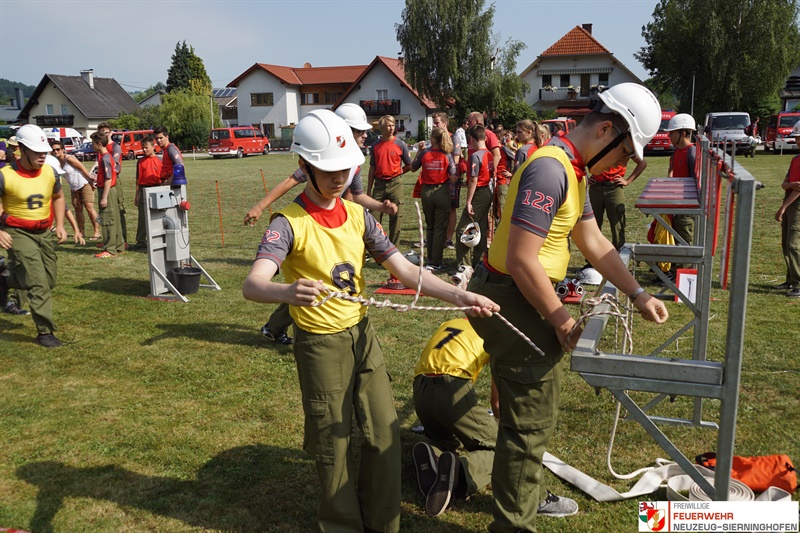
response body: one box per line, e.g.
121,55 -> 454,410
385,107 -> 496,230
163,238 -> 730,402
628,287 -> 646,301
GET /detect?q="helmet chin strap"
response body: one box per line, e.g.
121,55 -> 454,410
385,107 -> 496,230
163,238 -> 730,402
303,160 -> 323,195
586,130 -> 628,170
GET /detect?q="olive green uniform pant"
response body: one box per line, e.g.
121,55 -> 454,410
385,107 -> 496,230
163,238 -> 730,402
135,185 -> 157,247
455,187 -> 492,268
99,186 -> 125,254
589,183 -> 626,251
781,199 -> 800,287
495,183 -> 509,226
467,266 -> 563,533
421,183 -> 451,265
413,374 -> 497,495
267,302 -> 294,336
370,178 -> 403,245
117,175 -> 128,244
671,213 -> 695,269
5,227 -> 58,335
294,316 -> 400,533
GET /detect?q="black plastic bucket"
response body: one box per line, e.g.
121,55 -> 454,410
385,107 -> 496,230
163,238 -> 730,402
168,267 -> 202,295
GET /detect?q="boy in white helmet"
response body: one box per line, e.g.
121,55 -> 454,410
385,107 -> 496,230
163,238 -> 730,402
243,110 -> 498,533
0,124 -> 67,348
466,84 -> 669,533
244,103 -> 397,346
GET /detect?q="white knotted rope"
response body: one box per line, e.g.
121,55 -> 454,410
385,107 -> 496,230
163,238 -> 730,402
311,201 -> 545,356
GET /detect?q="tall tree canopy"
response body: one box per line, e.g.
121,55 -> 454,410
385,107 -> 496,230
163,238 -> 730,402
396,0 -> 529,121
166,41 -> 212,95
636,0 -> 800,118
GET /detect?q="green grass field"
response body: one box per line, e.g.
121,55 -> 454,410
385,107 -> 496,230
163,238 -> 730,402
0,148 -> 797,532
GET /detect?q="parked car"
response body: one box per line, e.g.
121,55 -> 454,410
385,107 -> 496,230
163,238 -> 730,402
703,112 -> 751,154
645,110 -> 677,154
764,112 -> 800,152
208,126 -> 270,158
72,141 -> 96,161
542,118 -> 576,137
111,130 -> 162,160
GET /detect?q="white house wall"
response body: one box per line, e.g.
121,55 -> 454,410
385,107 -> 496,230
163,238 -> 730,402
521,55 -> 640,108
236,70 -> 296,132
29,83 -> 90,134
341,64 -> 432,135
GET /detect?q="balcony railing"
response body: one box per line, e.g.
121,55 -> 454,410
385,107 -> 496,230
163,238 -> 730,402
539,88 -> 591,102
360,99 -> 400,116
35,114 -> 74,127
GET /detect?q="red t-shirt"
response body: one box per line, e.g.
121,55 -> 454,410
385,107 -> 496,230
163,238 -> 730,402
470,149 -> 493,188
671,145 -> 696,178
591,164 -> 627,184
370,137 -> 410,179
137,155 -> 163,186
95,153 -> 116,189
417,148 -> 455,185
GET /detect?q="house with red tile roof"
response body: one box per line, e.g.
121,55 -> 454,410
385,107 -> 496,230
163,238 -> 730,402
520,24 -> 643,117
228,62 -> 368,139
334,56 -> 437,137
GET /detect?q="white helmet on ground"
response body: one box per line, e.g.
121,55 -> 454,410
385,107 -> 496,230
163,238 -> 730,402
291,110 -> 365,172
597,83 -> 661,159
576,267 -> 603,285
460,222 -> 481,248
335,103 -> 373,131
15,124 -> 51,152
664,113 -> 696,132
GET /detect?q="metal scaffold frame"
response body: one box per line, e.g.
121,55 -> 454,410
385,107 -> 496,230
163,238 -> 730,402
571,135 -> 760,500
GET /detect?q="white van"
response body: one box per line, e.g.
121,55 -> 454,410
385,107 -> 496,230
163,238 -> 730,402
703,112 -> 751,154
43,127 -> 84,154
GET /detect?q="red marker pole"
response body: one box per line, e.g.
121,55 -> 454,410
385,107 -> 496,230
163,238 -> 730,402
215,180 -> 225,248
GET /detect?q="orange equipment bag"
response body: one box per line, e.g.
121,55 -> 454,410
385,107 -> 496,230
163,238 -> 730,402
696,452 -> 797,493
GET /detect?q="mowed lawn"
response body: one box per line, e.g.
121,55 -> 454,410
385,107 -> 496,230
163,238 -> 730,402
0,146 -> 797,532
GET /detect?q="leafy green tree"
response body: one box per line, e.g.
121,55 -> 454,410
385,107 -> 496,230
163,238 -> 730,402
637,0 -> 800,118
159,89 -> 220,149
396,0 -> 527,119
133,82 -> 166,103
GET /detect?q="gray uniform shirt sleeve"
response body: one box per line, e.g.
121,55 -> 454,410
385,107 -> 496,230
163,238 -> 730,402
510,157 -> 569,238
255,215 -> 294,268
363,209 -> 398,264
167,144 -> 183,166
349,167 -> 364,195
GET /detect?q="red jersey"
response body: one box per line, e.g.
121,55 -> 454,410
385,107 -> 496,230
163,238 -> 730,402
469,149 -> 493,188
785,155 -> 800,199
671,145 -> 696,179
95,153 -> 116,188
370,137 -> 411,179
137,155 -> 163,186
160,143 -> 182,180
416,148 -> 455,185
591,164 -> 627,184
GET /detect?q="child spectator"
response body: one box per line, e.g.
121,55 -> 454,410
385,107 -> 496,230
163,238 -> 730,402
242,110 -> 497,533
132,137 -> 162,250
455,125 -> 493,270
92,132 -> 123,258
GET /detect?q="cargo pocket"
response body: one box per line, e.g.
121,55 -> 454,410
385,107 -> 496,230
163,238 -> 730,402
495,362 -> 558,431
303,398 -> 334,464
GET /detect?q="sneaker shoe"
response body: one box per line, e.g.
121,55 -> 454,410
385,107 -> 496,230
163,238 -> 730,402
35,333 -> 63,348
4,301 -> 30,316
773,282 -> 792,290
445,240 -> 455,250
413,241 -> 426,248
537,491 -> 578,517
260,324 -> 293,345
786,288 -> 800,297
412,442 -> 438,497
424,264 -> 443,272
94,251 -> 116,258
426,451 -> 459,517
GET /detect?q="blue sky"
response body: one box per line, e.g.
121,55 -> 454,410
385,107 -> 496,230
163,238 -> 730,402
0,0 -> 659,91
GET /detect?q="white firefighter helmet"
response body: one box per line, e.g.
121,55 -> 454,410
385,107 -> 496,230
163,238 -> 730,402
460,222 -> 481,248
15,124 -> 52,152
291,109 -> 365,172
335,103 -> 373,131
664,113 -> 696,132
597,83 -> 661,159
577,267 -> 603,285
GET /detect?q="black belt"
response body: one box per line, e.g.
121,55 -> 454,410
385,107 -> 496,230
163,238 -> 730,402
592,180 -> 621,187
377,175 -> 400,181
475,263 -> 516,286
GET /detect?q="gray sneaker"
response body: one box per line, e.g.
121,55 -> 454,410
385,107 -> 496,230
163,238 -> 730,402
537,491 -> 578,517
4,301 -> 30,315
